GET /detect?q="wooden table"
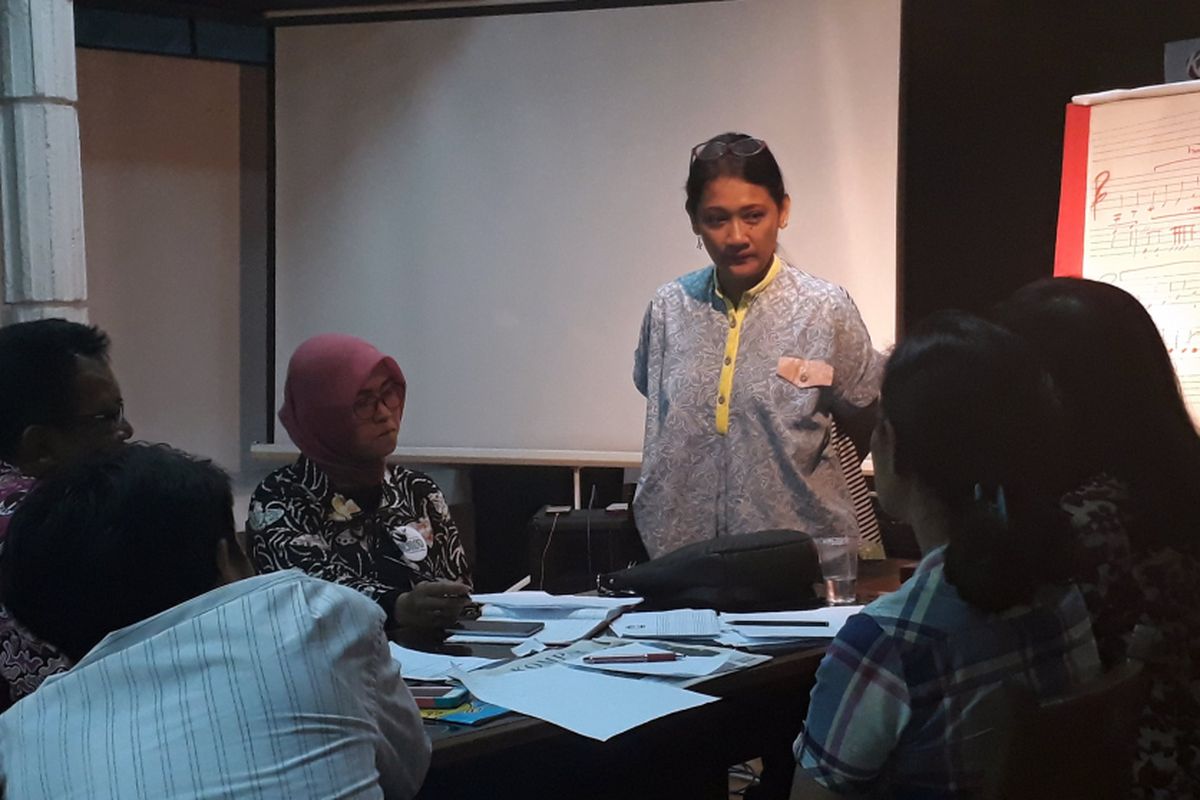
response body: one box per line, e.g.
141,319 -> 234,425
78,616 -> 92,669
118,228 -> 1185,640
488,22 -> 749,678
413,559 -> 911,800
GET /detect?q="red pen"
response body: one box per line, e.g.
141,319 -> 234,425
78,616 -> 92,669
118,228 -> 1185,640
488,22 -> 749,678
583,652 -> 682,664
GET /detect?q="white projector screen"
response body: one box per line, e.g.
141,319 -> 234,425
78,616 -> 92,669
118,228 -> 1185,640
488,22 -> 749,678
274,0 -> 899,463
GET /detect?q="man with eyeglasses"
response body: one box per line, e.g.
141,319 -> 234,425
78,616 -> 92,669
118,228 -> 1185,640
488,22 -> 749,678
0,318 -> 134,710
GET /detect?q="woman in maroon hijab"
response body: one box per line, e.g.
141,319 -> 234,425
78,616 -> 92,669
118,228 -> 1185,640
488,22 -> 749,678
248,334 -> 471,629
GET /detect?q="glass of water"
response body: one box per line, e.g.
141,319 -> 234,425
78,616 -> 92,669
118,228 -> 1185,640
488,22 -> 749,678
814,535 -> 858,605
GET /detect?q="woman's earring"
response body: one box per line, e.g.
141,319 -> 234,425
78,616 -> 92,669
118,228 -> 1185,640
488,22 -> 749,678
696,236 -> 703,250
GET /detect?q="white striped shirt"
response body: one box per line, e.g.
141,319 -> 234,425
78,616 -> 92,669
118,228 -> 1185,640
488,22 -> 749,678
0,570 -> 430,799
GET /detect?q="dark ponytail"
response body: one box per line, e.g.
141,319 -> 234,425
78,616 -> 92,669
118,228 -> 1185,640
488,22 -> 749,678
882,312 -> 1072,612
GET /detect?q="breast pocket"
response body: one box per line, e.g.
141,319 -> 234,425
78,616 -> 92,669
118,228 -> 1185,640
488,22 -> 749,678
772,357 -> 833,422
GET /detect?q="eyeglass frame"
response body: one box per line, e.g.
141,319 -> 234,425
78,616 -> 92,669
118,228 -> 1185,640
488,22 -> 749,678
352,382 -> 404,421
53,401 -> 126,430
690,137 -> 768,162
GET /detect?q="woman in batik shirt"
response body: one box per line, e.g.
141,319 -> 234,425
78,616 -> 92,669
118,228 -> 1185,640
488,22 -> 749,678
633,132 -> 883,558
996,278 -> 1200,800
248,334 -> 471,629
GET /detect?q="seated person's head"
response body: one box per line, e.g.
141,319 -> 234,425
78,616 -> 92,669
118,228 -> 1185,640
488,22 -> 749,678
994,277 -> 1200,552
994,277 -> 1195,483
280,334 -> 407,486
0,319 -> 133,477
872,311 -> 1070,611
0,444 -> 254,661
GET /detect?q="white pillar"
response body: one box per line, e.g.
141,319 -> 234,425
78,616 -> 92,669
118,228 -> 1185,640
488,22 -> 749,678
0,0 -> 86,324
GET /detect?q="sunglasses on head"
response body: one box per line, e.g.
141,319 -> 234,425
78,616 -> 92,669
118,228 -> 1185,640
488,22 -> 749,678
690,137 -> 768,162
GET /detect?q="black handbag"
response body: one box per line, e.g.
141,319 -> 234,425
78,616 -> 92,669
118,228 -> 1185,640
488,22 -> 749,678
597,529 -> 824,611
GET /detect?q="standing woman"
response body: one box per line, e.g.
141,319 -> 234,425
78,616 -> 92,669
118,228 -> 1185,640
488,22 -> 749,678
634,132 -> 882,557
249,334 -> 472,630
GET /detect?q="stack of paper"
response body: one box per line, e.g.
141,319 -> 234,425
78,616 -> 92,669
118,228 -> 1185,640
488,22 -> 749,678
610,609 -> 721,639
716,606 -> 864,645
447,591 -> 643,646
388,642 -> 502,680
455,650 -> 716,741
565,642 -> 731,678
604,606 -> 865,647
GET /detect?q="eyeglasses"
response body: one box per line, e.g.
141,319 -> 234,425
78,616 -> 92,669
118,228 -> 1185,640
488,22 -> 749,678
353,382 -> 403,421
64,401 -> 126,430
690,137 -> 768,162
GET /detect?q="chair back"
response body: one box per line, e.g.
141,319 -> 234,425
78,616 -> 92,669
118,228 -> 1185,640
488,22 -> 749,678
982,660 -> 1148,800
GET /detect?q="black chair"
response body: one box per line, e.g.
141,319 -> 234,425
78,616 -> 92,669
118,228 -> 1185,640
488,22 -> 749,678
982,660 -> 1148,800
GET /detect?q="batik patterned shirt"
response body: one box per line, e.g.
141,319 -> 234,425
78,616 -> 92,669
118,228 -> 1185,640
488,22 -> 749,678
248,457 -> 471,622
0,462 -> 70,710
633,258 -> 882,557
1061,474 -> 1200,800
795,546 -> 1101,798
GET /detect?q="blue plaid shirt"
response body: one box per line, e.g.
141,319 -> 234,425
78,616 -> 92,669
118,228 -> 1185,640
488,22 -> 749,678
795,546 -> 1101,798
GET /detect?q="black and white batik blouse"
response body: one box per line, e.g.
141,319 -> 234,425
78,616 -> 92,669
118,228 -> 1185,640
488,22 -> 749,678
247,457 -> 471,620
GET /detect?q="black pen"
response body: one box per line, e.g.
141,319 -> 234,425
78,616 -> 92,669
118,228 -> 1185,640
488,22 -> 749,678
727,620 -> 829,627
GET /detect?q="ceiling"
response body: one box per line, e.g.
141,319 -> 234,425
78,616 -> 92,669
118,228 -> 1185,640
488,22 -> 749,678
74,0 -> 593,24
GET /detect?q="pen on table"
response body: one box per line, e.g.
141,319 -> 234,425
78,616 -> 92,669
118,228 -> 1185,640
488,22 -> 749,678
583,653 -> 683,664
727,620 -> 830,627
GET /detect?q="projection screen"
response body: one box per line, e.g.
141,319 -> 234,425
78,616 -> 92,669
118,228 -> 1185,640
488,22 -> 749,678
273,0 -> 900,464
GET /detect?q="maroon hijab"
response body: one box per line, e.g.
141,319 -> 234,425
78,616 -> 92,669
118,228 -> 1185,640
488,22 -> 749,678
279,334 -> 406,487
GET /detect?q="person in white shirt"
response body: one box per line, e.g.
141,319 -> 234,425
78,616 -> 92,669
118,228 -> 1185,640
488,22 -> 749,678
0,443 -> 430,800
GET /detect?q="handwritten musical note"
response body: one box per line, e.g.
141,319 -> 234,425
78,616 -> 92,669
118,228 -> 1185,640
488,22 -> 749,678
1082,90 -> 1200,421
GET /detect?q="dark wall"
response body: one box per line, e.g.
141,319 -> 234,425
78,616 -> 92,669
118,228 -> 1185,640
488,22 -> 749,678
899,0 -> 1200,332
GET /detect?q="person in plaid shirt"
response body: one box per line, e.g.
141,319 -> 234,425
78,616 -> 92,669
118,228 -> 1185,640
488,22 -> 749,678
792,313 -> 1101,799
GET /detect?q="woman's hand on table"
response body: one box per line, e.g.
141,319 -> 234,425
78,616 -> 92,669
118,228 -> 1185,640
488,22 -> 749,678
393,580 -> 472,629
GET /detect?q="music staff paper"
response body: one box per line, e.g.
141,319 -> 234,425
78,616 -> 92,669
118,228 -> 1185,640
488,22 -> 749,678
1083,90 -> 1200,421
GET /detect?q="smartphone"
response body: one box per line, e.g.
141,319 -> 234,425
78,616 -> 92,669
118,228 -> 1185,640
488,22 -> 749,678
409,685 -> 469,709
448,619 -> 545,637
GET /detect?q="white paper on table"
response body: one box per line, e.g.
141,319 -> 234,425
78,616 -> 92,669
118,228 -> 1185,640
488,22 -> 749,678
611,609 -> 721,639
718,606 -> 864,639
469,591 -> 642,610
446,618 -> 613,647
564,642 -> 731,678
387,642 -> 501,680
511,638 -> 546,657
454,663 -> 716,741
587,636 -> 772,687
473,639 -> 607,676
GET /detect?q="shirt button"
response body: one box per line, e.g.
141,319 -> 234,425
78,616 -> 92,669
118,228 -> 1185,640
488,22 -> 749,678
799,372 -> 809,382
724,356 -> 732,366
718,395 -> 726,405
730,318 -> 737,328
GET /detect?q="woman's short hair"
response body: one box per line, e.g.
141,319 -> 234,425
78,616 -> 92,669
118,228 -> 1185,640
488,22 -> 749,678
684,132 -> 787,222
995,277 -> 1200,551
0,319 -> 110,462
0,443 -> 236,661
882,310 -> 1071,611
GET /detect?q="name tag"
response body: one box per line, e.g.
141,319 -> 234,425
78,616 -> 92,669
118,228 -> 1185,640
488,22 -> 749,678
393,525 -> 429,562
777,357 -> 833,388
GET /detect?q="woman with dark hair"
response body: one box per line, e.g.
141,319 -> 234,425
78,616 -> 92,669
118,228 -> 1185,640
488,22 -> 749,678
792,312 -> 1100,799
995,277 -> 1200,800
633,132 -> 882,558
248,334 -> 472,630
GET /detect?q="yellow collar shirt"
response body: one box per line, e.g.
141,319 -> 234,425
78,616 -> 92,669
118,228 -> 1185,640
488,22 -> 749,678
632,258 -> 882,558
